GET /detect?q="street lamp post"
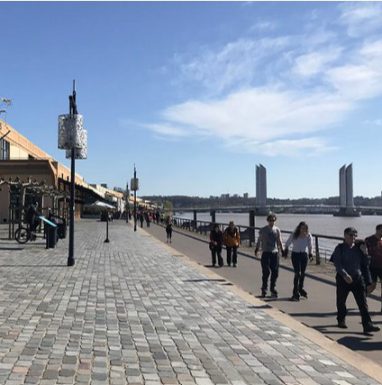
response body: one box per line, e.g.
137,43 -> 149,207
130,166 -> 139,232
125,182 -> 130,223
58,81 -> 87,267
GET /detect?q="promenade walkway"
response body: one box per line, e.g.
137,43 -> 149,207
0,220 -> 381,385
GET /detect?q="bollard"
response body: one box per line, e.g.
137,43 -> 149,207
104,214 -> 110,243
249,210 -> 255,247
315,235 -> 320,265
210,210 -> 216,224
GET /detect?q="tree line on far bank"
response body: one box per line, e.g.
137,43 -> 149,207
140,195 -> 382,210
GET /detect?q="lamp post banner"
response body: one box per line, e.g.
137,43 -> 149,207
58,114 -> 86,150
130,178 -> 139,191
65,129 -> 88,159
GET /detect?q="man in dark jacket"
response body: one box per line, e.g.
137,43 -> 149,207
210,224 -> 223,267
331,227 -> 380,334
365,224 -> 382,308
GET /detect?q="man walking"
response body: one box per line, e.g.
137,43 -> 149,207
331,227 -> 379,334
365,224 -> 382,311
210,224 -> 223,267
255,214 -> 283,298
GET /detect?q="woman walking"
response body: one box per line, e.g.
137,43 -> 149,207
223,221 -> 240,267
284,221 -> 313,301
209,224 -> 223,267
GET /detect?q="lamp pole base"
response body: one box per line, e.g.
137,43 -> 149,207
67,257 -> 75,266
104,239 -> 110,243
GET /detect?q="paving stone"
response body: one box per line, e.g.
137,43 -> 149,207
0,221 -> 380,385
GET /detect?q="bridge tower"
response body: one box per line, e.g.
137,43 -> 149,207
255,164 -> 269,215
335,164 -> 360,217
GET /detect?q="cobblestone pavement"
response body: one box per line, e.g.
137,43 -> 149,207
0,220 -> 381,385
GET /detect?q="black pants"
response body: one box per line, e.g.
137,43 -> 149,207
211,247 -> 223,267
370,267 -> 382,283
226,246 -> 238,266
336,274 -> 371,327
291,252 -> 308,295
261,252 -> 279,291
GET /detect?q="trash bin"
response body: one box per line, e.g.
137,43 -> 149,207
56,218 -> 67,239
46,222 -> 57,249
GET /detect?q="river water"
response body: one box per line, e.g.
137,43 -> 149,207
176,212 -> 382,240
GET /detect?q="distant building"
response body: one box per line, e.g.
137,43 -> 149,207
243,193 -> 248,199
0,119 -> 126,224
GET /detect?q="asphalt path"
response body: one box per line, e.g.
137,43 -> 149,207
142,222 -> 382,366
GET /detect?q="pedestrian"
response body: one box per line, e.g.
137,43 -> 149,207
255,214 -> 284,298
139,212 -> 144,228
283,221 -> 313,301
331,227 -> 380,334
25,202 -> 40,239
166,221 -> 173,243
365,224 -> 382,310
145,212 -> 150,227
223,221 -> 240,267
209,224 -> 223,267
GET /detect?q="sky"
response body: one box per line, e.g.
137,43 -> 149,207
1,1 -> 382,199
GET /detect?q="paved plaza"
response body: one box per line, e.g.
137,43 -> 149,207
0,220 -> 381,385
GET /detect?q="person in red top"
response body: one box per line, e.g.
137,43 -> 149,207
365,224 -> 382,311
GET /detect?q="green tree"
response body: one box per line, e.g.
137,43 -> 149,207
163,200 -> 173,217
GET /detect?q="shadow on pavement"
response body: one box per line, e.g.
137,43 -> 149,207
289,311 -> 338,318
337,336 -> 382,351
0,264 -> 67,268
248,304 -> 273,310
184,278 -> 226,283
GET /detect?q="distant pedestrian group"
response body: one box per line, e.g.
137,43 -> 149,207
209,221 -> 240,267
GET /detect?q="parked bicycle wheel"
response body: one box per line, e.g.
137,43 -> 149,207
15,227 -> 29,244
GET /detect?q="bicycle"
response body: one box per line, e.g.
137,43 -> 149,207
15,225 -> 37,244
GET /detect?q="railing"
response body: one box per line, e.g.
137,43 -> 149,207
172,216 -> 343,265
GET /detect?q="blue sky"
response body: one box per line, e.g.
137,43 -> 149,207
1,1 -> 382,199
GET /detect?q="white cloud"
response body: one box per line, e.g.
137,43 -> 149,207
248,137 -> 336,157
293,47 -> 342,77
326,64 -> 382,100
179,37 -> 291,94
339,2 -> 382,38
141,4 -> 382,157
143,123 -> 190,138
249,20 -> 277,33
324,39 -> 382,100
152,87 -> 351,155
